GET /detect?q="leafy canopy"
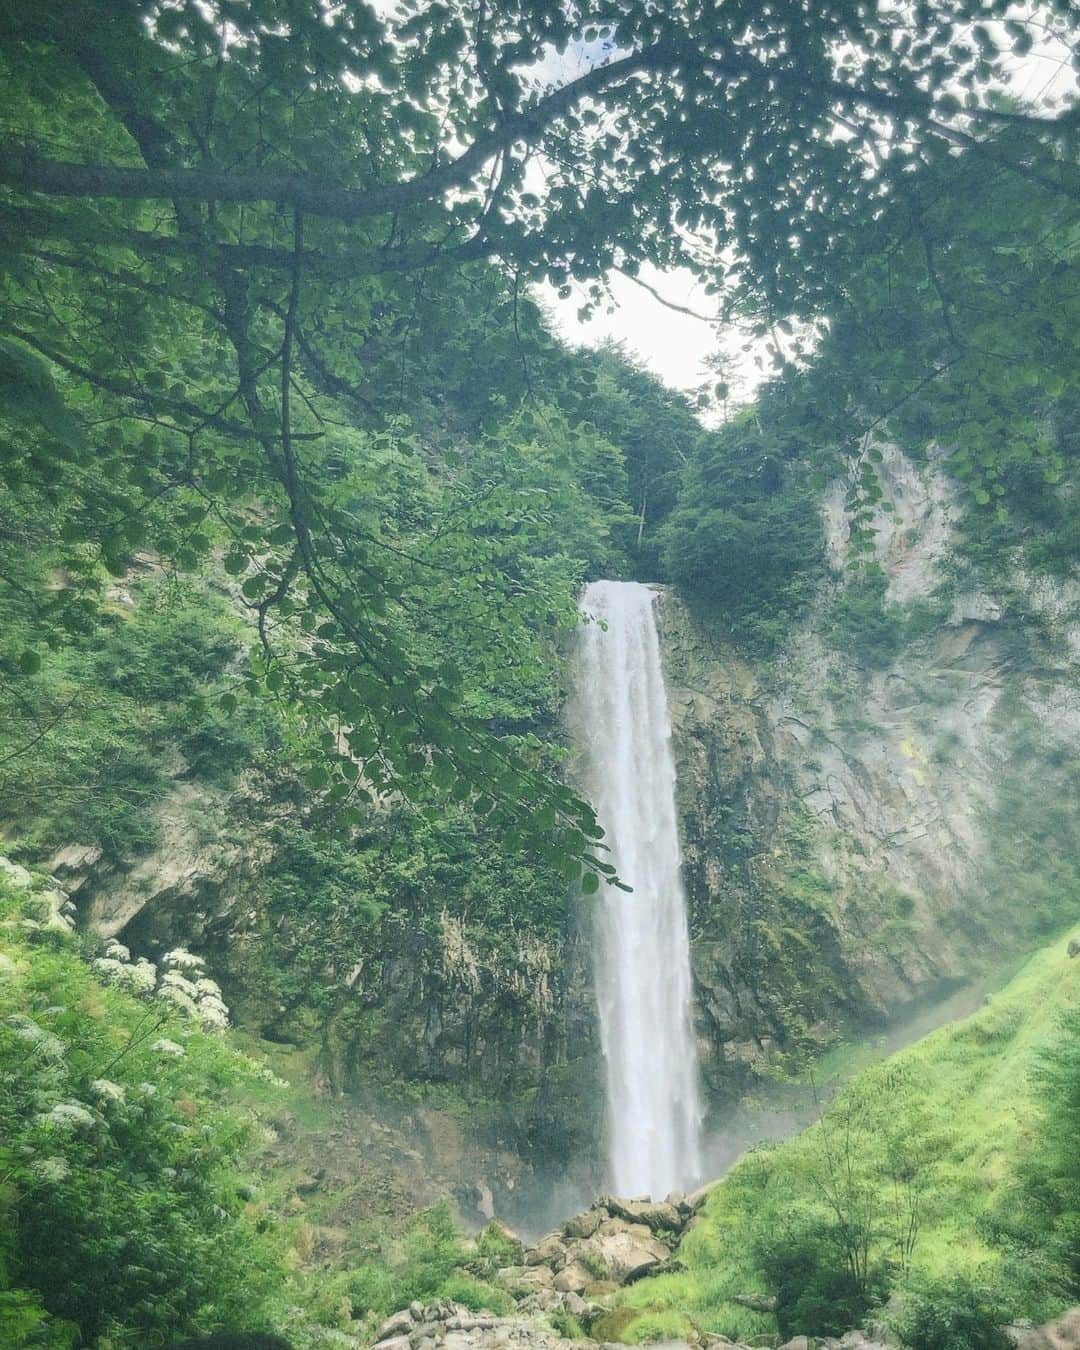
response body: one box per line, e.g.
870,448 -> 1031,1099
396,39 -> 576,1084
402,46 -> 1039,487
0,0 -> 1076,866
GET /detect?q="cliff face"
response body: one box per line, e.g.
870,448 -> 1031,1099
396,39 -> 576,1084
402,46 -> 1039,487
46,441 -> 1080,1159
659,443 -> 1080,1110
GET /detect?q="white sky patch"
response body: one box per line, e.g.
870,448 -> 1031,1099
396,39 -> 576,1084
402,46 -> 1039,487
536,266 -> 721,393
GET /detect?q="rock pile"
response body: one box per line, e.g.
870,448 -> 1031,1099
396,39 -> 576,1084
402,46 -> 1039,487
373,1300 -> 587,1350
496,1193 -> 702,1299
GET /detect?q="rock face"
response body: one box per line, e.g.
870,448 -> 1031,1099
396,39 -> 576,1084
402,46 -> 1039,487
658,441 -> 1080,1105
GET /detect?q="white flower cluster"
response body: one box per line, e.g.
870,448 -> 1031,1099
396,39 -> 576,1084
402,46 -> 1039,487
38,1101 -> 95,1131
7,1013 -> 65,1060
32,1155 -> 72,1183
91,939 -> 157,995
151,1037 -> 186,1057
159,950 -> 230,1029
88,1078 -> 126,1104
90,942 -> 230,1030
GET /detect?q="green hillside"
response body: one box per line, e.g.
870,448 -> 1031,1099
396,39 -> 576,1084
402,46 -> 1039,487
609,933 -> 1080,1345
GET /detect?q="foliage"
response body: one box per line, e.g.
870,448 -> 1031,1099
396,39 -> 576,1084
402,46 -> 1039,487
306,1200 -> 511,1343
0,874 -> 286,1347
895,1274 -> 1015,1350
658,406 -> 824,652
755,1221 -> 888,1340
579,345 -> 703,575
0,0 -> 1073,869
0,567 -> 269,862
603,935 -> 1080,1343
985,1001 -> 1080,1303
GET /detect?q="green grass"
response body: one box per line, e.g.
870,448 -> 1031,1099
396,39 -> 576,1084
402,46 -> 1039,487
608,930 -> 1080,1343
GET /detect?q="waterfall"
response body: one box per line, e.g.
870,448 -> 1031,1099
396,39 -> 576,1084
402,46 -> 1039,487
574,579 -> 703,1200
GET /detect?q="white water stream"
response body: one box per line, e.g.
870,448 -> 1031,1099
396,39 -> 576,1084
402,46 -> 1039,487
574,580 -> 703,1199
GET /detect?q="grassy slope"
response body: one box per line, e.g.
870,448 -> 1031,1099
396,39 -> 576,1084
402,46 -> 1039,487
606,930 -> 1080,1345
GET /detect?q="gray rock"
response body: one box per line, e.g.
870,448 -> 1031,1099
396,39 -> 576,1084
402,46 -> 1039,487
560,1292 -> 590,1317
524,1233 -> 567,1268
552,1261 -> 591,1294
604,1197 -> 683,1232
577,1227 -> 670,1283
1011,1308 -> 1080,1350
733,1295 -> 778,1313
376,1312 -> 414,1342
1068,938 -> 1080,959
495,1265 -> 554,1293
562,1206 -> 606,1240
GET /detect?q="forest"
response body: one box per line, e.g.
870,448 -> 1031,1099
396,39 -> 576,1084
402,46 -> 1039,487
0,1 -> 1079,1348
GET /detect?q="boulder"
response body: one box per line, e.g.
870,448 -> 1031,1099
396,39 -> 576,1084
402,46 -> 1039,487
578,1226 -> 670,1283
560,1292 -> 592,1318
495,1264 -> 554,1293
1068,938 -> 1080,959
604,1197 -> 683,1232
563,1206 -> 607,1240
525,1233 -> 568,1269
552,1261 -> 592,1294
377,1312 -> 415,1342
1012,1307 -> 1080,1350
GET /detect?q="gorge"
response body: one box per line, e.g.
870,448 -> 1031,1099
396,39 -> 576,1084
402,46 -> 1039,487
1,6 -> 1078,1342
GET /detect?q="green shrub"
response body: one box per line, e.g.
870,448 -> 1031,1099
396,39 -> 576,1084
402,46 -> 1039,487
755,1225 -> 890,1339
0,876 -> 284,1345
896,1275 -> 1013,1350
344,1200 -> 512,1327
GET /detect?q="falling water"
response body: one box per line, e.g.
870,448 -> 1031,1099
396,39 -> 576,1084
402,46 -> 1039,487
574,580 -> 703,1200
